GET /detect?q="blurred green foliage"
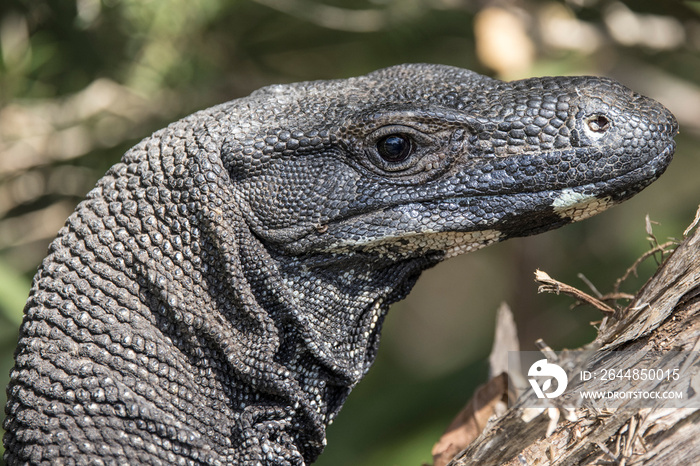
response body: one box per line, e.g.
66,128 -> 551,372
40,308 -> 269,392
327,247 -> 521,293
0,0 -> 698,464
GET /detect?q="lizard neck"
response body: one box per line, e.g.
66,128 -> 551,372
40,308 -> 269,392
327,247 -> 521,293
254,246 -> 440,420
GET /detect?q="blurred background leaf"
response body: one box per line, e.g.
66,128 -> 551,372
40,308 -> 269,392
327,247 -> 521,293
0,0 -> 698,464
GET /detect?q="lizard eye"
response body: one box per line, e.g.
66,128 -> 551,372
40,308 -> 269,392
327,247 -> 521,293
377,135 -> 412,162
364,125 -> 430,174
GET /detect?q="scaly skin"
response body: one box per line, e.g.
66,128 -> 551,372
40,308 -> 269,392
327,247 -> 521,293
4,64 -> 677,465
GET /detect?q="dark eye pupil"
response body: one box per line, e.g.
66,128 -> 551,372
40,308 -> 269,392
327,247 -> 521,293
377,135 -> 411,162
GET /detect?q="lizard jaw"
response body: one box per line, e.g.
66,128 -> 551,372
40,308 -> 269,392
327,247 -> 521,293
276,139 -> 675,260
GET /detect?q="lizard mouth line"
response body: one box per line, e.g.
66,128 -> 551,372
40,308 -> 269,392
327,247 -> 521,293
276,141 -> 676,247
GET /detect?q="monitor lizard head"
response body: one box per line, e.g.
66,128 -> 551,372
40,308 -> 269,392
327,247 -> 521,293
224,64 -> 677,261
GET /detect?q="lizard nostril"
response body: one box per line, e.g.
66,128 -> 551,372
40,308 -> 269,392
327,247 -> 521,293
586,115 -> 611,133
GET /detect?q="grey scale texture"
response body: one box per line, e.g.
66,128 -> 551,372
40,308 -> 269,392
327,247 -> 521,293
3,64 -> 677,465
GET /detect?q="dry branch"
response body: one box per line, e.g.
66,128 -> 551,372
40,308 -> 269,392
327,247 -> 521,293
439,209 -> 700,466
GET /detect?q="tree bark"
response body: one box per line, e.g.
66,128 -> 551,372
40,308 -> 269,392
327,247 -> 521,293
445,213 -> 700,466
